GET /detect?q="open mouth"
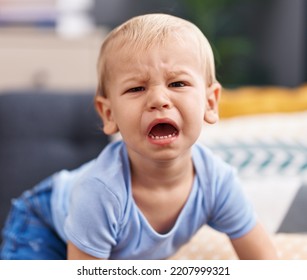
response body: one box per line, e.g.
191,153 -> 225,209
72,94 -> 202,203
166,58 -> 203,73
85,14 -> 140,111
148,123 -> 179,140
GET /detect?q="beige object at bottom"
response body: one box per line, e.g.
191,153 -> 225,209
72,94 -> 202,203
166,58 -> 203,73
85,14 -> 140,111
169,226 -> 307,260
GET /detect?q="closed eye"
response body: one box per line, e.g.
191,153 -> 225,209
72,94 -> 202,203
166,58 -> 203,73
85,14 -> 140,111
126,86 -> 145,93
169,81 -> 186,88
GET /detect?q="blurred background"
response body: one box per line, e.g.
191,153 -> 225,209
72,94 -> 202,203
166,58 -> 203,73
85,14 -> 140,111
0,0 -> 306,91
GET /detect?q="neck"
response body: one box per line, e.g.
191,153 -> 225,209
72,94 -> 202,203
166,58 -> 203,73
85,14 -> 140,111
128,149 -> 194,189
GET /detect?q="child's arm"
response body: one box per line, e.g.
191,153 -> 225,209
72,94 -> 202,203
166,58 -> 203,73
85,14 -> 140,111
230,222 -> 278,259
67,241 -> 106,260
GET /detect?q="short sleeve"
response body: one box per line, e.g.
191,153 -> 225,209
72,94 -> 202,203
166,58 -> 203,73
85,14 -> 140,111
64,177 -> 121,258
208,168 -> 256,239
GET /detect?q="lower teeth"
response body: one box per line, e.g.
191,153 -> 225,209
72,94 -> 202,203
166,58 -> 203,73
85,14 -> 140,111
149,132 -> 177,140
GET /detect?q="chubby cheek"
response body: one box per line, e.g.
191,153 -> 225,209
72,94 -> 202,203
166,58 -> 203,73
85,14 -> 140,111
184,115 -> 203,139
184,92 -> 206,116
182,97 -> 206,135
114,108 -> 141,140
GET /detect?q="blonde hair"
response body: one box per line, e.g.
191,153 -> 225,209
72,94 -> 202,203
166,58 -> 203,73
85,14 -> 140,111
96,13 -> 217,97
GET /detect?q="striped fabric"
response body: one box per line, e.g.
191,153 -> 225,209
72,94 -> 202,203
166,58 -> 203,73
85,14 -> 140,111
208,139 -> 307,177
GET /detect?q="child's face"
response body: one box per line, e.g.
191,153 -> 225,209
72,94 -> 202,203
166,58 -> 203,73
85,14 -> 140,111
96,33 -> 220,162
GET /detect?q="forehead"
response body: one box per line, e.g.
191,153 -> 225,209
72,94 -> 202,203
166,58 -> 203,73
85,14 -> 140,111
105,29 -> 202,65
107,35 -> 202,76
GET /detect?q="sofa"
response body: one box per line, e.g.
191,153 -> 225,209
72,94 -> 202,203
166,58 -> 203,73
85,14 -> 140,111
0,91 -> 109,244
1,85 -> 306,259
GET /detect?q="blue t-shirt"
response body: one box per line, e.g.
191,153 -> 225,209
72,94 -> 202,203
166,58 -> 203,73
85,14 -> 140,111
51,141 -> 256,259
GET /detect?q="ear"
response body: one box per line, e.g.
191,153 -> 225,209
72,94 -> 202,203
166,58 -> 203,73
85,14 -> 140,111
95,95 -> 119,135
204,82 -> 221,124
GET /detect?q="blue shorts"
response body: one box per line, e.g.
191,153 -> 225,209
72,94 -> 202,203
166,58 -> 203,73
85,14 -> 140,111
0,177 -> 66,260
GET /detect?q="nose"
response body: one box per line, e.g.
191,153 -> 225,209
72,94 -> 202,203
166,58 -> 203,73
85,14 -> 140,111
146,87 -> 172,111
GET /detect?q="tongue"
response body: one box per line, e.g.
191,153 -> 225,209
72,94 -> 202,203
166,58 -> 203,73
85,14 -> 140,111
150,123 -> 177,137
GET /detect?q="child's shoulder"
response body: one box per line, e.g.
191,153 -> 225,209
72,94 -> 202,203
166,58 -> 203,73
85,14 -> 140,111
53,140 -> 129,204
193,142 -> 233,172
80,141 -> 132,205
192,142 -> 238,189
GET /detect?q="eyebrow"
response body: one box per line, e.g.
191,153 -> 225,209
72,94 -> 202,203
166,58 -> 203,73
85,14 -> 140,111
165,70 -> 192,79
121,73 -> 151,84
120,69 -> 192,85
